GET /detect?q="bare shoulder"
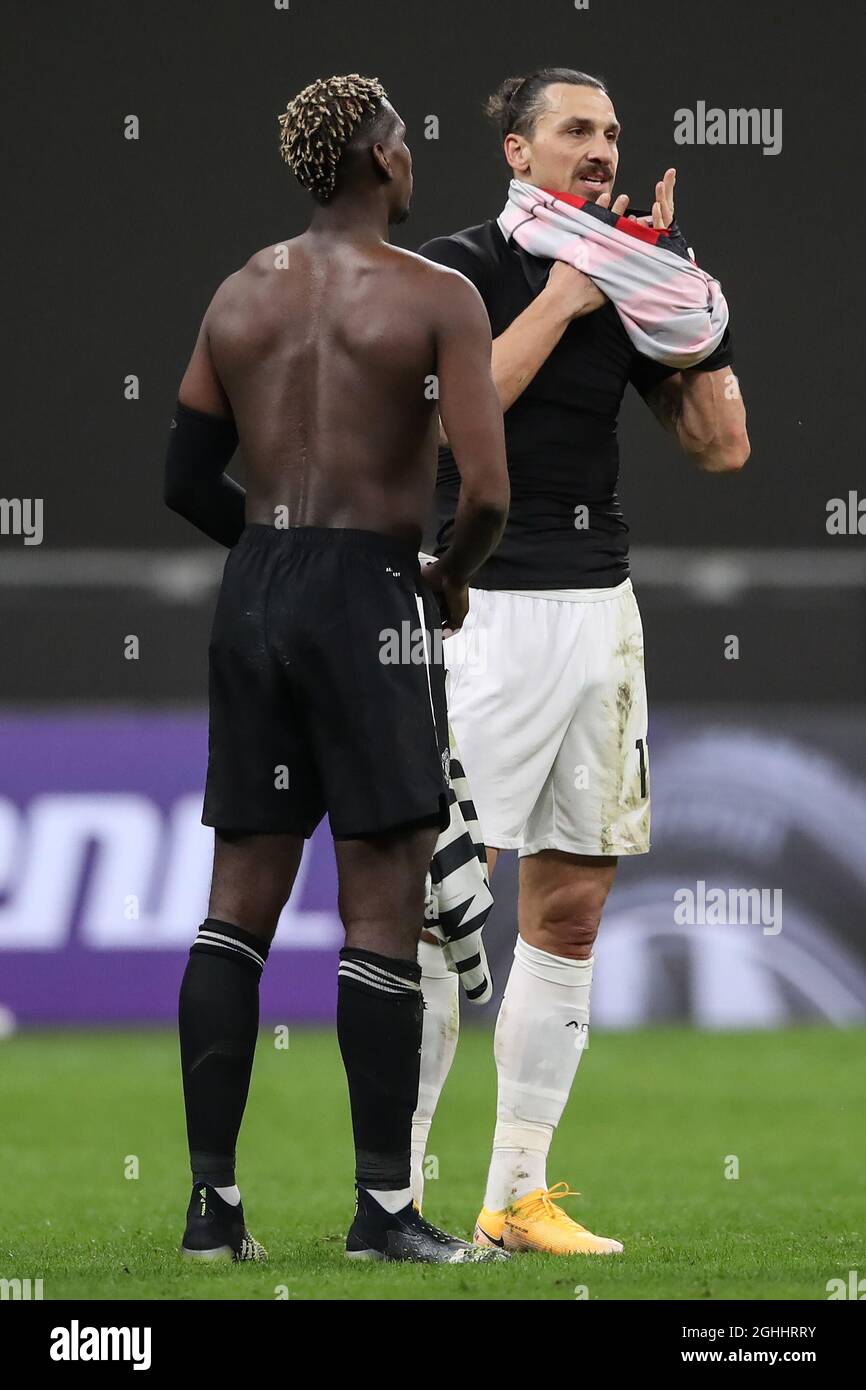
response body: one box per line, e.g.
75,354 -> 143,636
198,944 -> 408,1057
244,237 -> 304,275
385,244 -> 485,317
205,240 -> 300,321
202,264 -> 253,326
389,242 -> 473,285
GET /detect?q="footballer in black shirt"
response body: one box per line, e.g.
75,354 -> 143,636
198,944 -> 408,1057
409,67 -> 749,1255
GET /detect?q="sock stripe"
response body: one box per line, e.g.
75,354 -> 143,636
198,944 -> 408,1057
338,964 -> 407,996
353,958 -> 422,991
338,965 -> 418,996
193,929 -> 266,970
196,929 -> 266,966
338,962 -> 421,996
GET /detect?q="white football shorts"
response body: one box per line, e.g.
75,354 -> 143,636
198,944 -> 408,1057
443,579 -> 650,858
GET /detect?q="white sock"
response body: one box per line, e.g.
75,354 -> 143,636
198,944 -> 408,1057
410,938 -> 460,1207
366,1187 -> 413,1214
214,1184 -> 241,1207
483,935 -> 593,1212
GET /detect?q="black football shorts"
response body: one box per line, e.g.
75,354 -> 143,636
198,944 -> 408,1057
202,524 -> 450,839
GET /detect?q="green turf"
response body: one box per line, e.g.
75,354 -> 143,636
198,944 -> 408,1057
1,1025 -> 863,1300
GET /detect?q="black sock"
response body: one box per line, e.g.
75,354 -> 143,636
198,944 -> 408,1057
336,947 -> 423,1192
178,917 -> 269,1187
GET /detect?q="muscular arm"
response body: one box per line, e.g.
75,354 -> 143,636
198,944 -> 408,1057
643,365 -> 750,473
433,273 -> 510,583
490,292 -> 572,413
163,312 -> 246,546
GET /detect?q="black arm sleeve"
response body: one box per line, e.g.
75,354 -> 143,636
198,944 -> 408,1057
686,324 -> 734,373
629,323 -> 735,401
629,352 -> 680,401
163,400 -> 245,547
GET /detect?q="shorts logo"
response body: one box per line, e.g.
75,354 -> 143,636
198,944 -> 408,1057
441,749 -> 451,782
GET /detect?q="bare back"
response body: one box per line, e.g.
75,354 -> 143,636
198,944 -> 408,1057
205,235 -> 445,543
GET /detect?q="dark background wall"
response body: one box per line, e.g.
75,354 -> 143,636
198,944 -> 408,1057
2,0 -> 863,703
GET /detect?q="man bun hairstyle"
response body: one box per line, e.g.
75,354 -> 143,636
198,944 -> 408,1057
278,73 -> 389,203
484,68 -> 608,140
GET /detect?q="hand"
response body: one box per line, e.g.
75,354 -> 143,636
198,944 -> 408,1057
421,558 -> 469,634
543,260 -> 607,321
650,167 -> 676,229
597,167 -> 676,230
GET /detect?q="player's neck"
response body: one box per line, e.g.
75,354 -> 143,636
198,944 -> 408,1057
307,192 -> 391,246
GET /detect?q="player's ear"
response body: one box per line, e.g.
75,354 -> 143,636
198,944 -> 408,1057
503,133 -> 529,175
371,142 -> 393,181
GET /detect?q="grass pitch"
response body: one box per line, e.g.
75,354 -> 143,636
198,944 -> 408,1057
1,1025 -> 863,1300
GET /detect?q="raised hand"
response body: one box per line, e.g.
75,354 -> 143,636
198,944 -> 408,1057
597,168 -> 676,229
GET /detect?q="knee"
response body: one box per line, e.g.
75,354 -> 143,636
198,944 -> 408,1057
340,908 -> 420,961
208,882 -> 288,946
209,900 -> 283,948
526,884 -> 608,959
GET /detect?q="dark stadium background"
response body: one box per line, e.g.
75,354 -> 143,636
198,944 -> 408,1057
2,0 -> 864,1031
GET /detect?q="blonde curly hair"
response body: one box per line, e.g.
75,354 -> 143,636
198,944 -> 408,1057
278,73 -> 389,202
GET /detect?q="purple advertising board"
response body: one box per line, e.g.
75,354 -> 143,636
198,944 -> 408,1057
0,713 -> 342,1024
3,708 -> 866,1029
